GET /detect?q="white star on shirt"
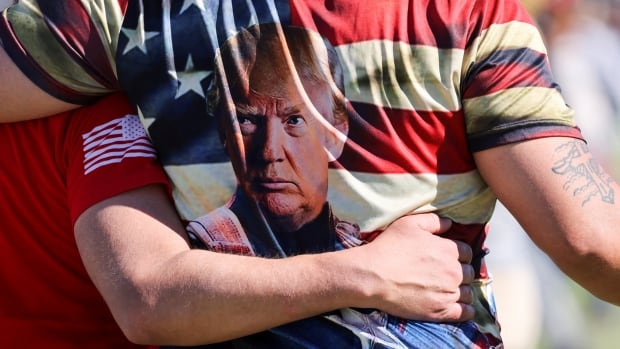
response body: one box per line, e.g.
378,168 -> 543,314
121,13 -> 160,55
174,55 -> 212,99
180,0 -> 205,14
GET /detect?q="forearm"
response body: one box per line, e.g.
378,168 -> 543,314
475,137 -> 620,306
529,182 -> 620,305
75,185 -> 376,345
124,248 -> 372,345
526,208 -> 620,305
76,185 -> 473,345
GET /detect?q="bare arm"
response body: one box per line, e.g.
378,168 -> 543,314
475,136 -> 620,305
0,43 -> 81,121
75,184 -> 475,345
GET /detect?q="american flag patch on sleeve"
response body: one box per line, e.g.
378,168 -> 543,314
82,114 -> 157,175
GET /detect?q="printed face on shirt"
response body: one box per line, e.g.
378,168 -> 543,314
235,74 -> 334,232
212,24 -> 349,232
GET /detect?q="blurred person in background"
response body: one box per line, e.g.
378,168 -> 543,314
538,0 -> 620,176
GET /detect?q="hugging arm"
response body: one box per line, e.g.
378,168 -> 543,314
475,136 -> 620,305
0,46 -> 81,121
74,184 -> 474,346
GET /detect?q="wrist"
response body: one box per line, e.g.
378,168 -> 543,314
312,247 -> 381,310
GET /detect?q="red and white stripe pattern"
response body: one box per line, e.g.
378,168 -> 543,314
82,114 -> 156,175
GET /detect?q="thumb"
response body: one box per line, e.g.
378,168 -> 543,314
389,213 -> 453,235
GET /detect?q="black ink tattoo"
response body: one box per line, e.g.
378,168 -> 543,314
551,140 -> 614,206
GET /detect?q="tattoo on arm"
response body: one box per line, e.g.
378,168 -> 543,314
551,140 -> 614,205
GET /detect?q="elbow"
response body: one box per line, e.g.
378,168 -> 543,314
112,297 -> 165,345
100,281 -> 177,345
566,226 -> 614,263
555,233 -> 603,271
553,233 -> 620,304
110,293 -> 216,346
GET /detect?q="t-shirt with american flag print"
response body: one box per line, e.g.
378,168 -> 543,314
0,0 -> 584,345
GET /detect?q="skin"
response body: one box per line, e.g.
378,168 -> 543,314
475,137 -> 620,304
1,10 -> 618,345
0,20 -> 476,345
1,1 -> 618,344
0,46 -> 80,121
219,24 -> 351,234
75,187 -> 475,345
80,133 -> 620,344
235,75 -> 341,232
38,100 -> 620,344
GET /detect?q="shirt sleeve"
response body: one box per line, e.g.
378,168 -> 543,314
64,93 -> 170,224
0,0 -> 127,104
461,0 -> 583,151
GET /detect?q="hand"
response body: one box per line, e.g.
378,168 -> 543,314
355,213 -> 475,322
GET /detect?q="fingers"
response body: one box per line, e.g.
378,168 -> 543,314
388,213 -> 453,236
439,291 -> 475,322
440,286 -> 475,322
461,263 -> 475,285
452,246 -> 476,322
458,285 -> 474,305
455,240 -> 473,264
450,303 -> 476,322
454,246 -> 476,322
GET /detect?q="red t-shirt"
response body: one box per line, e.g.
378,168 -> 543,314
0,93 -> 168,348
